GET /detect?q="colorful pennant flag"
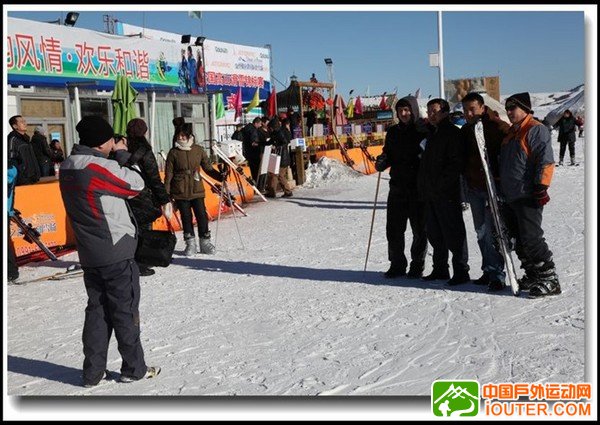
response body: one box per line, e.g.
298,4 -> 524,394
267,87 -> 277,118
346,98 -> 355,118
354,96 -> 363,115
245,88 -> 260,113
215,93 -> 225,119
234,87 -> 243,121
379,92 -> 388,110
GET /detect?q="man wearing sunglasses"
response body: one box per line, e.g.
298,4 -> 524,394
499,92 -> 560,298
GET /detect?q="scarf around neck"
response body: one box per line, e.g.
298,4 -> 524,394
175,136 -> 194,151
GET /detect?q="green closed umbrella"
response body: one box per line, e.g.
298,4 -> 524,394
111,74 -> 138,136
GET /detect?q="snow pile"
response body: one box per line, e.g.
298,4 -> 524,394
303,156 -> 364,188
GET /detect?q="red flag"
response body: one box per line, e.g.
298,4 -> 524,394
234,87 -> 243,121
379,92 -> 388,110
354,96 -> 363,115
267,87 -> 277,118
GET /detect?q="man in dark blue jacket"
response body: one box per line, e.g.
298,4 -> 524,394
418,98 -> 470,285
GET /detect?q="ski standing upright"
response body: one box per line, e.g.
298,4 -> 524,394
474,120 -> 520,296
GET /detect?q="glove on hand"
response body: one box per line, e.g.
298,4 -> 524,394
374,154 -> 388,172
533,185 -> 550,207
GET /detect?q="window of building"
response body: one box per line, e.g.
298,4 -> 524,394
80,98 -> 110,122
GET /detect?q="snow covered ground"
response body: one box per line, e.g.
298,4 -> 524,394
4,117 -> 593,419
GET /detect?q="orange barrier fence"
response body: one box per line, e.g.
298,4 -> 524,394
11,147 -> 383,260
315,146 -> 383,175
11,168 -> 255,258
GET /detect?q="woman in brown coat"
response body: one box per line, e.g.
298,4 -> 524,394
165,124 -> 223,255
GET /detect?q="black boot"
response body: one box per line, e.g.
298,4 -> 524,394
407,262 -> 424,279
139,264 -> 155,277
384,264 -> 406,279
422,268 -> 450,281
528,260 -> 561,298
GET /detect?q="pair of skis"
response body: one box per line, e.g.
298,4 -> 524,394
10,209 -> 58,261
14,264 -> 83,286
474,120 -> 520,296
210,141 -> 268,202
332,133 -> 356,170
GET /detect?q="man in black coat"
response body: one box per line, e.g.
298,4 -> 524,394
553,109 -> 577,166
418,98 -> 470,285
8,115 -> 41,186
242,117 -> 263,182
375,95 -> 428,278
30,126 -> 53,177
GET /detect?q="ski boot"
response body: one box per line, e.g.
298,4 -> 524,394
528,260 -> 562,298
183,233 -> 197,256
199,232 -> 216,255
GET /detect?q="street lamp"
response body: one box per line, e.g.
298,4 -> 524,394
195,36 -> 206,46
64,12 -> 79,27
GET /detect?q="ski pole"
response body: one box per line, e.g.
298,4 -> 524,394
364,172 -> 382,272
223,179 -> 245,250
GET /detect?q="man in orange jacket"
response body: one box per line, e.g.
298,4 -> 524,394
499,92 -> 560,298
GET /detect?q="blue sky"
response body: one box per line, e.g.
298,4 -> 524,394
7,9 -> 586,99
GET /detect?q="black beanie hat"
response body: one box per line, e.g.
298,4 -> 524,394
506,92 -> 532,114
76,116 -> 114,148
126,118 -> 148,138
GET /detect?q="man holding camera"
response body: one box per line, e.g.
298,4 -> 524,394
59,116 -> 160,386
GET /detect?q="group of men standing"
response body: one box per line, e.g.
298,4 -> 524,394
376,91 -> 561,298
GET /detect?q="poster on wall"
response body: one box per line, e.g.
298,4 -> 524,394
117,23 -> 271,107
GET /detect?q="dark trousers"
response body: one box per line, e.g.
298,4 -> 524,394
175,198 -> 209,237
8,220 -> 19,279
248,158 -> 261,182
425,200 -> 470,274
559,139 -> 575,161
82,259 -> 146,383
502,198 -> 552,267
386,191 -> 427,271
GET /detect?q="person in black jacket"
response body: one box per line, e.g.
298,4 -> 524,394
125,118 -> 172,277
265,118 -> 293,198
553,109 -> 577,166
30,126 -> 53,177
374,96 -> 428,278
418,98 -> 470,285
8,115 -> 41,186
242,117 -> 263,181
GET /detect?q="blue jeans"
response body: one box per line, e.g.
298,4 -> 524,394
466,187 -> 505,282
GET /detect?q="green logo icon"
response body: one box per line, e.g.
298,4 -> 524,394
432,380 -> 480,417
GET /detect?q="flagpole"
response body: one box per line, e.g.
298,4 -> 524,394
438,11 -> 445,99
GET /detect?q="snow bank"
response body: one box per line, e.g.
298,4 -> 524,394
303,156 -> 364,188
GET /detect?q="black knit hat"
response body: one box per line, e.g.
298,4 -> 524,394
505,92 -> 533,114
76,116 -> 114,148
126,118 -> 148,138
